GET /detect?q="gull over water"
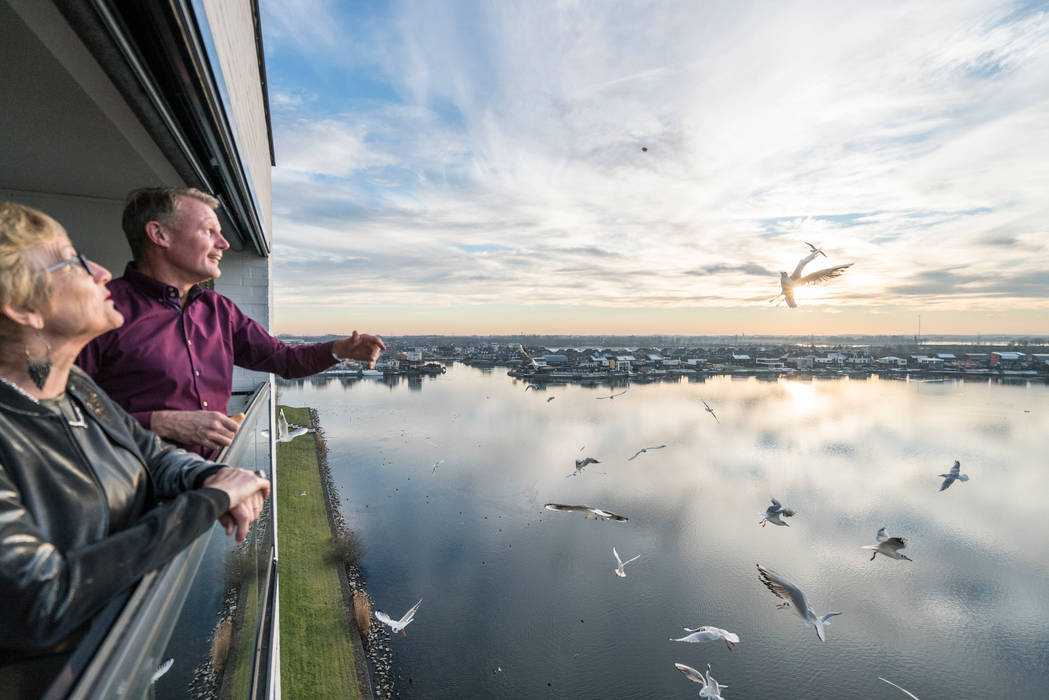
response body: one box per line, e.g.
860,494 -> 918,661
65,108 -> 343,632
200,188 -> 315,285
757,565 -> 841,642
770,247 -> 853,308
544,503 -> 628,522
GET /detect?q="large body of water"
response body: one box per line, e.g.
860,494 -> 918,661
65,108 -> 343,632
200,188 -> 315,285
279,365 -> 1048,698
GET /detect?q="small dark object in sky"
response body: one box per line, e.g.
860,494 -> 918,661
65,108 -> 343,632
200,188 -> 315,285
641,146 -> 648,152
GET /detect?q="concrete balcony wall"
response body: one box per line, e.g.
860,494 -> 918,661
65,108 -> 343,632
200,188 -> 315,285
214,252 -> 275,401
199,0 -> 273,243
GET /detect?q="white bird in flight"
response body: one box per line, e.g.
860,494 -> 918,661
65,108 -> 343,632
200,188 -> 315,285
862,528 -> 913,562
375,598 -> 423,637
518,344 -> 538,369
544,503 -> 628,522
628,445 -> 667,461
432,459 -> 444,474
597,389 -> 628,400
702,400 -> 720,424
674,662 -> 728,699
150,658 -> 174,684
757,564 -> 841,641
879,677 -> 920,699
938,460 -> 969,491
804,241 -> 827,257
770,249 -> 853,308
671,626 -> 740,651
567,456 -> 604,477
612,546 -> 640,577
759,498 -> 795,527
277,408 -> 312,443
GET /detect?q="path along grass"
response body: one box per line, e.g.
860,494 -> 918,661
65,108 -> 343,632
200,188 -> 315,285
276,406 -> 362,699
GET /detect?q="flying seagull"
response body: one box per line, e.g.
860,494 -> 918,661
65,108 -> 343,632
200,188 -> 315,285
525,383 -> 541,391
613,546 -> 641,577
671,626 -> 740,651
770,249 -> 853,308
862,528 -> 912,561
432,459 -> 445,474
547,396 -> 556,402
544,503 -> 628,522
804,241 -> 827,257
757,564 -> 841,641
628,445 -> 667,461
879,677 -> 920,699
518,344 -> 539,369
759,498 -> 795,527
702,400 -> 720,424
567,456 -> 604,477
150,658 -> 174,684
938,460 -> 969,491
277,408 -> 313,443
674,662 -> 728,699
597,389 -> 628,400
375,598 -> 423,637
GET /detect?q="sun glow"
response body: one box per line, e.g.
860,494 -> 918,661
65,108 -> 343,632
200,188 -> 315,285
782,379 -> 825,416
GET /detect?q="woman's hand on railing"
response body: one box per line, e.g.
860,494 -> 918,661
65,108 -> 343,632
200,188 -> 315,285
203,467 -> 271,542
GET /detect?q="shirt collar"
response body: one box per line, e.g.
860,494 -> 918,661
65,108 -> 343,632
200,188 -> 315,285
122,262 -> 205,304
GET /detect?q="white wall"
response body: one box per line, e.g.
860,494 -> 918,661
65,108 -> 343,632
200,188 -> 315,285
199,0 -> 273,242
214,252 -> 274,402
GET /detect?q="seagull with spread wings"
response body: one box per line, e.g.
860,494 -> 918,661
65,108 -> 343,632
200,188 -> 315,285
628,444 -> 666,461
770,249 -> 853,308
862,528 -> 913,561
759,498 -> 795,527
544,503 -> 628,522
277,408 -> 312,443
702,400 -> 720,424
674,662 -> 728,699
597,389 -> 628,400
671,626 -> 740,651
612,546 -> 640,577
804,241 -> 827,257
518,344 -> 538,369
757,564 -> 841,641
375,598 -> 422,637
938,460 -> 969,491
567,456 -> 604,477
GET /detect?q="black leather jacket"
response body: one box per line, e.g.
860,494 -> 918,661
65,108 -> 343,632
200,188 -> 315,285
0,366 -> 230,659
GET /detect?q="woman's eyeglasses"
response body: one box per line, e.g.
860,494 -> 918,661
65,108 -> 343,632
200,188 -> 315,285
46,252 -> 93,276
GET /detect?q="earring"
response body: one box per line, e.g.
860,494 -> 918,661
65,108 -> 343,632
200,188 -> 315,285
25,331 -> 52,390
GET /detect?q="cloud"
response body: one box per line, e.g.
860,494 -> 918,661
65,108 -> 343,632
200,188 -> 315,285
260,0 -> 1049,332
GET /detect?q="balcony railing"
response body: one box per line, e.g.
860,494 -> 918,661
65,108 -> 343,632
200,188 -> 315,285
46,380 -> 279,700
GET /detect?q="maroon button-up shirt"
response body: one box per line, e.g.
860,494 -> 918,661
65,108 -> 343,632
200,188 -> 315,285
77,265 -> 337,454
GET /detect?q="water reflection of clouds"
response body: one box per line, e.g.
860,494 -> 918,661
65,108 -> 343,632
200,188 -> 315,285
284,367 -> 1049,697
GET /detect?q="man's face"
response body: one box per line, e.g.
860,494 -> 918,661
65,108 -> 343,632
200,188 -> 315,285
162,196 -> 229,283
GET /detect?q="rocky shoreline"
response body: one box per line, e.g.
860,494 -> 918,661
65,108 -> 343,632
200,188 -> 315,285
309,409 -> 399,699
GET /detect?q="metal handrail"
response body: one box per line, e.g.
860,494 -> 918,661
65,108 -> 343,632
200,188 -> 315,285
51,382 -> 272,699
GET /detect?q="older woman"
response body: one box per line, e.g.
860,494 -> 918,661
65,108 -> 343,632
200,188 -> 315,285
0,202 -> 271,693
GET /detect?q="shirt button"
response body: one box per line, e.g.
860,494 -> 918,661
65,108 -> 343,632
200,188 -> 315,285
195,370 -> 200,376
202,401 -> 208,407
187,340 -> 193,346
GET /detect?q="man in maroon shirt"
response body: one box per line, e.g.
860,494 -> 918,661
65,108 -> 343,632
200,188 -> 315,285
77,187 -> 385,456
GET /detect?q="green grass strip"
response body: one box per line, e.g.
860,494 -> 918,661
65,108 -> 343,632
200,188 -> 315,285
276,406 -> 361,699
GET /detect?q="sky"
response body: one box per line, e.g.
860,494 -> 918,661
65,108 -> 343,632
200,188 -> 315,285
260,0 -> 1049,337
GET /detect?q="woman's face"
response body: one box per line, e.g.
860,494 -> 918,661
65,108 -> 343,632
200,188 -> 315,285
40,237 -> 124,343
